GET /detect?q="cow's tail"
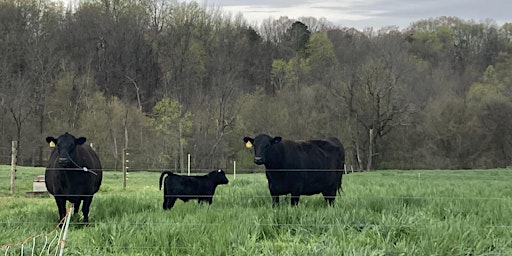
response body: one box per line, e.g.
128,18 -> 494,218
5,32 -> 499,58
159,171 -> 173,190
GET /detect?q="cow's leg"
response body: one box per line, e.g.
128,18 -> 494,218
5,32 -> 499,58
322,191 -> 336,206
200,196 -> 213,205
163,196 -> 177,210
73,200 -> 81,214
290,194 -> 300,206
81,196 -> 93,224
162,195 -> 168,209
268,184 -> 280,206
67,199 -> 82,222
55,197 -> 67,223
290,180 -> 303,206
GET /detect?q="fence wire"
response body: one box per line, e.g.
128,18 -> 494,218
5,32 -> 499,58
0,206 -> 73,256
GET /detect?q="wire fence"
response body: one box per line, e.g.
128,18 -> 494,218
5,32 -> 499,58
0,206 -> 73,256
2,153 -> 512,219
1,193 -> 512,200
2,214 -> 512,251
2,219 -> 512,254
2,171 -> 512,254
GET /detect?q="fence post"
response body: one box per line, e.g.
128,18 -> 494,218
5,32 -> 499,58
122,148 -> 128,189
10,141 -> 18,195
233,161 -> 236,180
367,128 -> 374,171
187,154 -> 191,176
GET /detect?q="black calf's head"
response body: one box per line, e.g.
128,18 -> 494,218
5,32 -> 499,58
208,169 -> 229,185
243,134 -> 282,165
46,132 -> 86,167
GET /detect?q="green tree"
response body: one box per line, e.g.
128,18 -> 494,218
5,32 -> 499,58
191,15 -> 252,169
0,0 -> 63,165
466,65 -> 512,167
283,21 -> 311,58
150,97 -> 192,171
407,24 -> 455,68
155,1 -> 207,104
306,32 -> 340,87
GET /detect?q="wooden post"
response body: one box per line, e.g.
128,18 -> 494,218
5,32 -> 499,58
367,128 -> 374,171
122,148 -> 128,189
10,141 -> 18,195
123,108 -> 129,188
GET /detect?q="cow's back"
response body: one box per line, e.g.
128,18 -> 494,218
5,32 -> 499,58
274,140 -> 339,169
310,137 -> 345,169
265,139 -> 343,195
168,175 -> 213,195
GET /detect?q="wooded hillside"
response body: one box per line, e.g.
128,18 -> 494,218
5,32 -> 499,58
1,0 -> 511,171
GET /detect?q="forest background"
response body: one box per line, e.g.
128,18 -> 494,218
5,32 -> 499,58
1,0 -> 511,172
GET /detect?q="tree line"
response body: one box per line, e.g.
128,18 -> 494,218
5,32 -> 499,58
1,0 -> 511,171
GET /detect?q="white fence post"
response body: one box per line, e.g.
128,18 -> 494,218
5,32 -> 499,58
233,161 -> 236,180
58,206 -> 73,256
122,148 -> 129,188
187,153 -> 191,176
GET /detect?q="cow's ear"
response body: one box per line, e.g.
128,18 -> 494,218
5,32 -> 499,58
76,137 -> 87,145
46,137 -> 56,147
272,137 -> 282,144
46,137 -> 55,144
243,137 -> 254,148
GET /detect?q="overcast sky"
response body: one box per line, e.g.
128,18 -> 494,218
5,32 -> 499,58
188,0 -> 511,30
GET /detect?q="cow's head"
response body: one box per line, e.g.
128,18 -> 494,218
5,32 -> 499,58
209,169 -> 229,185
243,134 -> 282,165
46,132 -> 86,167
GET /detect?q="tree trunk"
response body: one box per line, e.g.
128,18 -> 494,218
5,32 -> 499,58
367,128 -> 374,171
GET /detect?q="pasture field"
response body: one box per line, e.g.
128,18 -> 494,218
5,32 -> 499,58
1,166 -> 512,255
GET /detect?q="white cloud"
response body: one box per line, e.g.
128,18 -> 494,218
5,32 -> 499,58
59,0 -> 512,30
197,0 -> 511,30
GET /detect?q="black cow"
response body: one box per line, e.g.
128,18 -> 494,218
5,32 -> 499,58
159,169 -> 229,210
45,132 -> 103,224
243,134 -> 344,206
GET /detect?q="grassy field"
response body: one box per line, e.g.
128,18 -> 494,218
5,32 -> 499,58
1,165 -> 512,255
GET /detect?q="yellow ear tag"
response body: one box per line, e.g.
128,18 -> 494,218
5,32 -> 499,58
49,141 -> 55,148
245,141 -> 253,148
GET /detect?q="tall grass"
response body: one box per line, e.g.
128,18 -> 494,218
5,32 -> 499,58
1,166 -> 511,255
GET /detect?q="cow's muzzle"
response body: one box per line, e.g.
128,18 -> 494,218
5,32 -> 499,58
254,157 -> 264,165
58,157 -> 69,165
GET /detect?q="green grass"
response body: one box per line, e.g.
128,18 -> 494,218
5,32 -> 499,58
1,166 -> 512,255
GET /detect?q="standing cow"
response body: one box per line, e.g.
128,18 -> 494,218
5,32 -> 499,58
45,132 -> 103,224
159,169 -> 229,210
243,134 -> 344,206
